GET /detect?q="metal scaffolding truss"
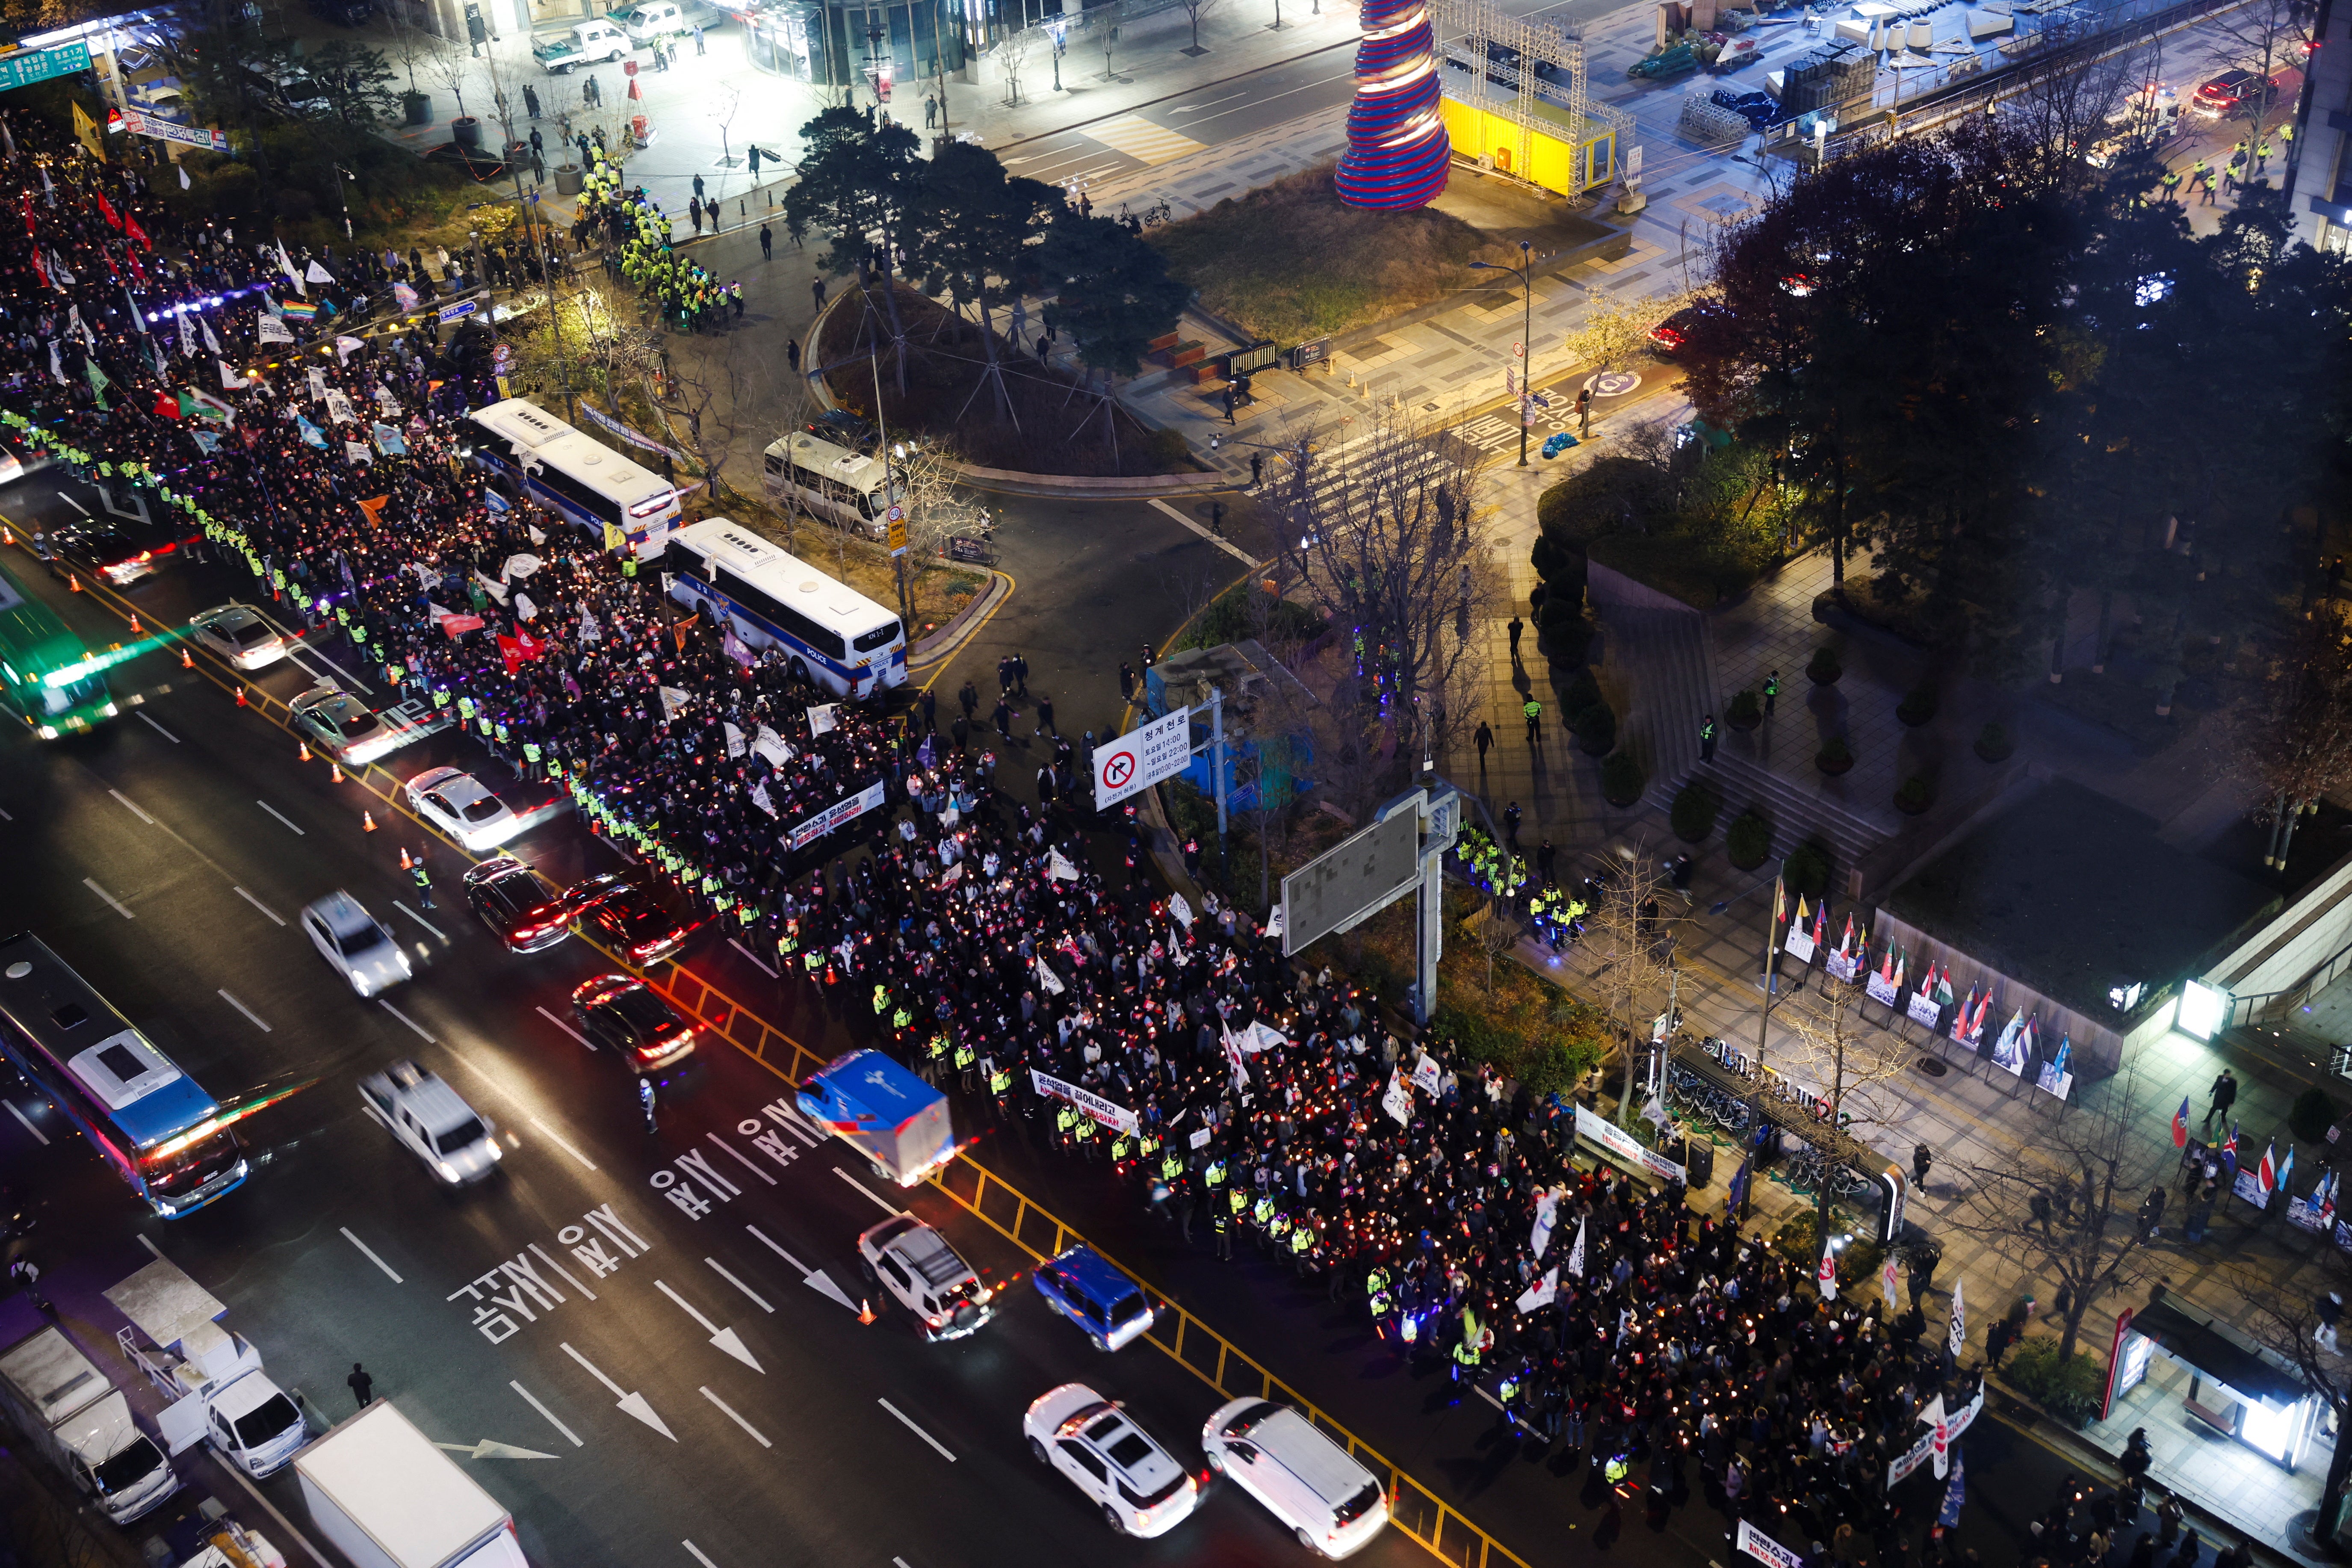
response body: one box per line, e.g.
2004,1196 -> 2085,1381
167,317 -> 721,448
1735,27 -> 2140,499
1430,0 -> 1633,190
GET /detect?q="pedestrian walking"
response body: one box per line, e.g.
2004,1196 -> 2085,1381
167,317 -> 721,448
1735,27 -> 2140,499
958,679 -> 981,720
918,686 -> 937,734
523,83 -> 541,119
813,277 -> 827,313
1222,385 -> 1236,424
1250,452 -> 1263,489
1012,653 -> 1029,696
1474,719 -> 1494,768
1699,714 -> 1718,762
1035,694 -> 1055,735
1507,614 -> 1523,650
2202,1069 -> 2237,1134
692,21 -> 706,53
9,1257 -> 49,1314
1502,801 -> 1522,851
1912,1142 -> 1932,1186
1763,670 -> 1780,716
1208,501 -> 1225,535
761,224 -> 774,261
786,337 -> 799,373
348,1362 -> 375,1407
1575,386 -> 1592,437
1118,663 -> 1136,702
1523,696 -> 1542,745
992,697 -> 1013,736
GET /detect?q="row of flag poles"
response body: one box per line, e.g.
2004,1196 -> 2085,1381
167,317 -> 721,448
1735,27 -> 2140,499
2169,1098 -> 2324,1216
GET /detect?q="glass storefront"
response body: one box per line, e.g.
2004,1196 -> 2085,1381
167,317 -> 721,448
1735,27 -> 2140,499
738,0 -> 965,86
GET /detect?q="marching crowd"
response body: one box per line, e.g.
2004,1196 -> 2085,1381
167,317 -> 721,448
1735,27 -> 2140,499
0,115 -> 2258,1568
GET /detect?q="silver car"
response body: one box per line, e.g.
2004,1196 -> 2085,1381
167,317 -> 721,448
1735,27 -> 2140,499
186,604 -> 287,670
300,891 -> 413,998
359,1059 -> 502,1185
290,682 -> 409,768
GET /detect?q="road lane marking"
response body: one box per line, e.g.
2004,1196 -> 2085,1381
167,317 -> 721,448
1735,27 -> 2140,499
394,900 -> 446,940
511,1380 -> 585,1447
536,1005 -> 592,1048
745,1225 -> 810,1274
55,490 -> 88,515
138,1235 -> 164,1259
727,937 -> 778,977
833,1166 -> 906,1217
108,788 -> 155,825
655,1280 -> 762,1371
877,1398 -> 957,1462
558,1343 -> 676,1440
5,1102 -> 49,1145
1148,497 -> 1256,565
683,1544 -> 722,1568
378,999 -> 434,1042
705,1258 -> 773,1312
529,1116 -> 599,1172
0,804 -> 11,820
138,712 -> 180,743
83,878 -> 133,919
256,800 -> 307,836
340,1226 -> 403,1283
217,989 -> 272,1034
707,1131 -> 777,1186
233,886 -> 285,925
768,1104 -> 824,1147
529,1241 -> 597,1302
700,1387 -> 772,1448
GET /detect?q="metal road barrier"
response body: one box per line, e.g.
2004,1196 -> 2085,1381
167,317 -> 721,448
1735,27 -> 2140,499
67,564 -> 1530,1568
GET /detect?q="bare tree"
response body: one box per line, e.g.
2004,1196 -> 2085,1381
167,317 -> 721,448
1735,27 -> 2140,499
2254,606 -> 2352,871
2002,33 -> 2154,194
1944,1064 -> 2167,1360
380,0 -> 438,97
2207,0 -> 2317,174
1775,977 -> 1915,1227
1579,848 -> 1671,1125
1560,291 -> 1689,381
1178,0 -> 1223,53
998,27 -> 1034,106
1276,408 -> 1498,818
420,36 -> 473,120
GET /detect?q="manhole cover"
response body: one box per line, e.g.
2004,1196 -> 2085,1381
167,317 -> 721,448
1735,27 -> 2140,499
1913,1056 -> 1947,1077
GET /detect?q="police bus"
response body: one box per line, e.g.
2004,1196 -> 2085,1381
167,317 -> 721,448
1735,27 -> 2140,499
659,518 -> 907,699
458,398 -> 682,560
0,933 -> 250,1218
0,555 -> 117,739
760,430 -> 891,539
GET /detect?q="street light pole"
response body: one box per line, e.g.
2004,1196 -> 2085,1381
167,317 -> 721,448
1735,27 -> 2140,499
1471,236 -> 1537,466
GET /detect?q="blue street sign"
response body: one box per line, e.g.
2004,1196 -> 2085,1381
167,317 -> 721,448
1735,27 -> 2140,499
0,41 -> 92,93
437,299 -> 478,323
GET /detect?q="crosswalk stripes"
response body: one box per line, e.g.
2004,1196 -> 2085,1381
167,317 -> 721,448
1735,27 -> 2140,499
1084,114 -> 1209,166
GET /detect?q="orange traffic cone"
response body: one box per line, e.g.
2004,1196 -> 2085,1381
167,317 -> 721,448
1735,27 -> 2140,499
857,1298 -> 876,1325
235,687 -> 248,707
330,762 -> 346,783
67,573 -> 80,592
399,846 -> 414,871
179,645 -> 193,669
127,615 -> 142,637
298,741 -> 313,762
362,810 -> 377,833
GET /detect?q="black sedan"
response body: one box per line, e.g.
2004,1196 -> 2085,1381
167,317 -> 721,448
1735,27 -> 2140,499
565,870 -> 708,966
43,520 -> 156,588
461,855 -> 572,953
569,974 -> 697,1074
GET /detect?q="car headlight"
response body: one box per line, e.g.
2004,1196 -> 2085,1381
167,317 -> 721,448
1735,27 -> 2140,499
102,702 -> 118,717
487,1140 -> 504,1160
36,725 -> 55,738
436,1160 -> 461,1181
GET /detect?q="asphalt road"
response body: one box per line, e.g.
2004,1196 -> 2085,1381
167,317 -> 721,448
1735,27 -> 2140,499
0,471 -> 2118,1568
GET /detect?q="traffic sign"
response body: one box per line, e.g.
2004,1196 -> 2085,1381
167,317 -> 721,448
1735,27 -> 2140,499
0,41 -> 91,93
437,299 -> 478,323
1092,707 -> 1191,812
887,515 -> 907,555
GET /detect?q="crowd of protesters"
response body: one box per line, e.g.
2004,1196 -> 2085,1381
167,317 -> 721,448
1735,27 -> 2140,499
0,114 -> 2263,1568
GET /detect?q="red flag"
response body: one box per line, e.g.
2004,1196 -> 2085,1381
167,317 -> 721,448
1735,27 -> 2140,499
515,626 -> 547,661
498,633 -> 525,676
95,190 -> 121,230
2171,1098 -> 2190,1149
27,248 -> 44,287
101,246 -> 120,281
124,212 -> 151,251
153,390 -> 180,418
439,613 -> 486,638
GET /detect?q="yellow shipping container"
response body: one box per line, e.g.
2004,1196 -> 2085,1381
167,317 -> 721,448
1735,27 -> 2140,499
1438,93 -> 1618,193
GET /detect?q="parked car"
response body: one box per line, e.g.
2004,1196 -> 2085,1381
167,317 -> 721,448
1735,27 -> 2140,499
564,868 -> 705,964
2191,68 -> 2272,116
801,409 -> 879,454
1649,299 -> 1723,354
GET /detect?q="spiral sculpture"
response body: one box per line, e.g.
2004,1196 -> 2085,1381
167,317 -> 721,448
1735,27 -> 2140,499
1334,0 -> 1451,210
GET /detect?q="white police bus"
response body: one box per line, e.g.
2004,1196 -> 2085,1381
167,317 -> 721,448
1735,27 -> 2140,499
659,519 -> 906,699
761,431 -> 891,539
460,399 -> 682,560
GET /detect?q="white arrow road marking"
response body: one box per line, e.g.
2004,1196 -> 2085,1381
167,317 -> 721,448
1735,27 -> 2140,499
559,1343 -> 674,1441
655,1279 -> 761,1371
833,1166 -> 906,1217
510,1381 -> 583,1447
745,1224 -> 860,1313
700,1387 -> 772,1448
878,1398 -> 957,1462
340,1227 -> 402,1283
434,1439 -> 559,1459
233,886 -> 285,925
705,1258 -> 772,1312
83,878 -> 133,918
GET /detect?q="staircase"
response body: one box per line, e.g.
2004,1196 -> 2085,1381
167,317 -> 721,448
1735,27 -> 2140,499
1610,605 -> 1716,792
1678,748 -> 1891,876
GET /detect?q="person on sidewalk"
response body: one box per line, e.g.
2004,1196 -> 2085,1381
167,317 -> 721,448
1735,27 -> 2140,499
785,337 -> 798,372
1575,386 -> 1592,437
1912,1142 -> 1932,1187
1474,719 -> 1493,768
812,277 -> 827,314
1763,670 -> 1780,716
1502,801 -> 1522,852
348,1363 -> 375,1407
523,83 -> 541,119
1523,697 -> 1542,747
1249,452 -> 1263,489
1507,614 -> 1523,652
2201,1069 -> 2237,1134
1699,714 -> 1718,761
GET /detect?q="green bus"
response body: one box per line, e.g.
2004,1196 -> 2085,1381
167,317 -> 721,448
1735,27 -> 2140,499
0,556 -> 117,738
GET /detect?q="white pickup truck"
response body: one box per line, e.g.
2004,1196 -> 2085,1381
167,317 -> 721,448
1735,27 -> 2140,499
105,1258 -> 309,1477
531,18 -> 630,71
0,1326 -> 180,1524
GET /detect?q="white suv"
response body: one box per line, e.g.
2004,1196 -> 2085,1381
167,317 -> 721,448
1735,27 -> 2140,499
857,1215 -> 993,1340
1023,1385 -> 1199,1538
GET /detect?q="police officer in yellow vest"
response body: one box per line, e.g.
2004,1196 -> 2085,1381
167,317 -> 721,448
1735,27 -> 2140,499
1451,1305 -> 1484,1387
1366,1265 -> 1394,1337
953,1036 -> 977,1092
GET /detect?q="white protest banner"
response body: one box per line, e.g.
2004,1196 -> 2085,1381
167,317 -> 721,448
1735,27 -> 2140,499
324,389 -> 359,424
785,779 -> 888,850
807,704 -> 838,736
937,862 -> 963,888
1189,1125 -> 1214,1150
307,367 -> 329,402
1029,1069 -> 1138,1135
1381,1069 -> 1412,1125
1409,1053 -> 1444,1097
1169,892 -> 1194,929
1246,1021 -> 1288,1054
1573,1105 -> 1688,1184
1737,1521 -> 1805,1568
1865,970 -> 1900,1007
1948,1275 -> 1966,1364
1047,847 -> 1081,882
1887,1391 -> 1982,1487
724,721 -> 746,759
1514,1265 -> 1559,1315
256,314 -> 294,345
1531,1187 -> 1560,1258
1566,1217 -> 1587,1278
749,779 -> 777,818
343,440 -> 371,466
753,724 -> 792,768
657,686 -> 691,722
1034,957 -> 1065,995
1783,926 -> 1818,964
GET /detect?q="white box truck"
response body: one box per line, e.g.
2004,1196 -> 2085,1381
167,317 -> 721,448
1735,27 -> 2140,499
295,1402 -> 529,1568
0,1325 -> 180,1524
105,1258 -> 307,1476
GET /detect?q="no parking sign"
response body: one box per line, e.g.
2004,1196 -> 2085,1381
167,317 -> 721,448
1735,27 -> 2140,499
1091,708 -> 1192,813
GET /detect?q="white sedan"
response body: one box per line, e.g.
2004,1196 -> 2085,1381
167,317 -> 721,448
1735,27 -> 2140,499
299,891 -> 413,998
404,765 -> 525,853
186,604 -> 288,670
1023,1384 -> 1199,1538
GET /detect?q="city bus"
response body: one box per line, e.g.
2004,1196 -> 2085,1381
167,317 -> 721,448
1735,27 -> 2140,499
658,518 -> 907,699
0,555 -> 117,739
761,430 -> 890,539
457,398 -> 683,561
0,933 -> 250,1218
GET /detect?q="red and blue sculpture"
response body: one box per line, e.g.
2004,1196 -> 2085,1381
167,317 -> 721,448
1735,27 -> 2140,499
1334,0 -> 1451,210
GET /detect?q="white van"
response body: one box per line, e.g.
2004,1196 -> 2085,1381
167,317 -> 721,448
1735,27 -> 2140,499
1200,1398 -> 1389,1558
761,431 -> 890,538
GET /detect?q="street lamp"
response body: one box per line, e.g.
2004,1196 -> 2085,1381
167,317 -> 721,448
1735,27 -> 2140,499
1469,237 -> 1536,466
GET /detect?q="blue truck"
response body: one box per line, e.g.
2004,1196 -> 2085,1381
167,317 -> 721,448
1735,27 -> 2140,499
796,1051 -> 957,1187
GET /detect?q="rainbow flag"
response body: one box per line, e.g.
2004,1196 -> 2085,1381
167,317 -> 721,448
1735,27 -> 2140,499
279,298 -> 317,321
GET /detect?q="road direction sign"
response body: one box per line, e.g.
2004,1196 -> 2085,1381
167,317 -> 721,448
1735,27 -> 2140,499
437,299 -> 478,323
0,41 -> 91,93
1281,808 -> 1420,955
1092,708 -> 1191,812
